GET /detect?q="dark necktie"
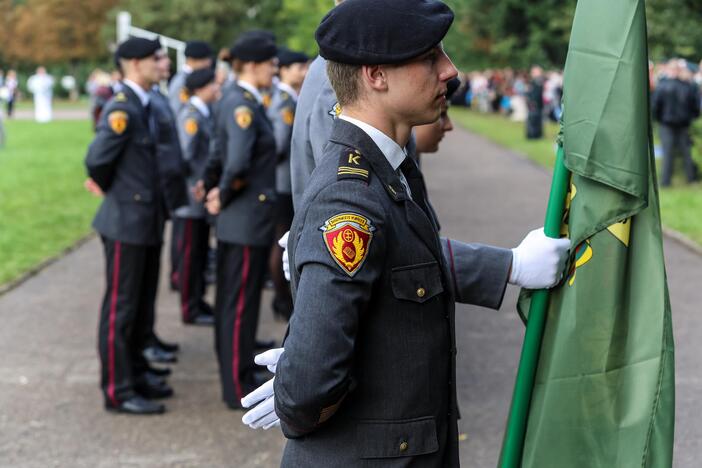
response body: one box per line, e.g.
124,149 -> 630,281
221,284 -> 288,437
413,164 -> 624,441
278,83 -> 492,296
400,157 -> 431,218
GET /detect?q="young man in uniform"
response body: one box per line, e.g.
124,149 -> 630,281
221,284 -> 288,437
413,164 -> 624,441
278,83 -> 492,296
240,1 -> 570,465
86,37 -> 178,415
267,48 -> 309,321
174,69 -> 220,325
203,33 -> 279,409
168,40 -> 214,115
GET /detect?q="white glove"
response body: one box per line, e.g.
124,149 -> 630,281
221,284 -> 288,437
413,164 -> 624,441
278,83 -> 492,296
241,348 -> 284,430
279,231 -> 290,281
509,228 -> 570,290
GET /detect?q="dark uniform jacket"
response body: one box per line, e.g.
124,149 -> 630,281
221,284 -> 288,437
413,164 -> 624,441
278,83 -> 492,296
275,119 -> 512,467
176,100 -> 213,218
206,84 -> 277,246
85,85 -> 167,246
266,85 -> 296,195
652,78 -> 701,128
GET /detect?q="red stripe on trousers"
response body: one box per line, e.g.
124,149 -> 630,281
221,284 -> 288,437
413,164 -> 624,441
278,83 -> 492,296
107,241 -> 121,406
180,220 -> 192,321
232,246 -> 250,401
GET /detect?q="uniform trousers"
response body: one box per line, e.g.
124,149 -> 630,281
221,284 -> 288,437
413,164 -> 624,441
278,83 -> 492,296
98,237 -> 160,404
175,217 -> 210,322
170,218 -> 185,289
214,241 -> 269,406
659,124 -> 697,186
269,193 -> 294,320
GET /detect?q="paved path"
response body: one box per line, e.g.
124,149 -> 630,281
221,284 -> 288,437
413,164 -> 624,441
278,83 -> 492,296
0,127 -> 699,467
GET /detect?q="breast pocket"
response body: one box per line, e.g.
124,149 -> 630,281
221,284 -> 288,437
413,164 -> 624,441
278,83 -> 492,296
391,261 -> 444,303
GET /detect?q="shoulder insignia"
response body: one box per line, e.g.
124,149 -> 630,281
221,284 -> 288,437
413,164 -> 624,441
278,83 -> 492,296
320,213 -> 375,277
328,102 -> 342,119
234,105 -> 253,129
337,148 -> 370,183
281,107 -> 294,126
179,87 -> 190,103
184,117 -> 198,135
243,91 -> 255,102
280,91 -> 289,101
108,110 -> 128,134
262,93 -> 272,109
114,92 -> 127,103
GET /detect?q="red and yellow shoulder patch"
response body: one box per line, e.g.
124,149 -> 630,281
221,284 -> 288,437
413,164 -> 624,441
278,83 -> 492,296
281,107 -> 294,126
179,87 -> 190,103
184,117 -> 198,135
108,110 -> 128,135
234,105 -> 253,129
320,213 -> 375,276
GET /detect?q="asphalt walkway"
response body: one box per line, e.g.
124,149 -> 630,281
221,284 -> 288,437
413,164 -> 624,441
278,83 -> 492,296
0,126 -> 699,467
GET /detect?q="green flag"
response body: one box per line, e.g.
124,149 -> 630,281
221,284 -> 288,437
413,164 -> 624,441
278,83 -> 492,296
517,1 -> 675,466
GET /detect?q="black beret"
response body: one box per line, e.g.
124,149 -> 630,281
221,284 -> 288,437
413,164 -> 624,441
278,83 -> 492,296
240,29 -> 277,43
278,48 -> 310,67
230,35 -> 277,63
116,37 -> 161,60
316,0 -> 454,65
185,40 -> 213,59
185,68 -> 216,92
446,77 -> 460,101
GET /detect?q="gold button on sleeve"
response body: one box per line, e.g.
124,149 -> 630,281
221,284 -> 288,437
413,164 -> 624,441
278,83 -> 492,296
416,287 -> 426,298
399,441 -> 408,452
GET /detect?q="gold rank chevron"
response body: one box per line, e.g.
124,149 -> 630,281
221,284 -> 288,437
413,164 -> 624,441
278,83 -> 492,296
337,166 -> 369,177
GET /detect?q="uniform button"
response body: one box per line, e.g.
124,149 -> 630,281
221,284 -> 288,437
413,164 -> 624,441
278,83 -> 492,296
258,194 -> 266,202
399,441 -> 408,452
416,287 -> 426,298
134,194 -> 142,201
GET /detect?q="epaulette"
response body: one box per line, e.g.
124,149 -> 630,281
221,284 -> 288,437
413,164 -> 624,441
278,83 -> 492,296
243,91 -> 255,102
114,92 -> 127,103
280,91 -> 289,101
337,148 -> 370,183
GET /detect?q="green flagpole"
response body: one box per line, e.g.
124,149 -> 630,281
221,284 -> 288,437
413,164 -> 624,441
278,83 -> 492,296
498,144 -> 570,468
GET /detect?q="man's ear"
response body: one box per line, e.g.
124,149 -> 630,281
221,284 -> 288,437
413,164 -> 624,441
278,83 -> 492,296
361,64 -> 388,92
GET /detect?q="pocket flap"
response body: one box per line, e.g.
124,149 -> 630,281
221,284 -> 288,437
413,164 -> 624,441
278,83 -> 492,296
391,261 -> 444,303
357,416 -> 438,459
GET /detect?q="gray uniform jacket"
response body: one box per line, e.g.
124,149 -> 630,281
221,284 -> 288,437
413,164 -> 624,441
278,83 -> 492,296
207,84 -> 277,246
150,88 -> 189,213
267,85 -> 296,195
289,56 -> 338,209
175,101 -> 213,218
85,86 -> 167,246
275,119 -> 512,467
167,70 -> 188,115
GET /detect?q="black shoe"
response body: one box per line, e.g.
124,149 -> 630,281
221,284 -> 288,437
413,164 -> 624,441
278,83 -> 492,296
105,396 -> 165,415
184,313 -> 215,326
198,301 -> 214,316
255,339 -> 276,350
135,378 -> 174,400
143,346 -> 178,364
146,364 -> 171,377
152,336 -> 180,353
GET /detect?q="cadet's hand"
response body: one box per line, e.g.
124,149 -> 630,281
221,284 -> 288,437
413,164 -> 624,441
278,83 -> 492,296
279,232 -> 290,281
83,178 -> 104,197
192,180 -> 205,202
205,188 -> 221,215
509,228 -> 570,289
241,348 -> 284,430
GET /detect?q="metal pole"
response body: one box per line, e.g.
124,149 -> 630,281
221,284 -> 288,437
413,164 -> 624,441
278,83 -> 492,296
116,11 -> 131,43
498,145 -> 570,468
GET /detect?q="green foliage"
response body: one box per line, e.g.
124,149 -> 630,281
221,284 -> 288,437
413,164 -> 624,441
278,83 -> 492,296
0,119 -> 100,285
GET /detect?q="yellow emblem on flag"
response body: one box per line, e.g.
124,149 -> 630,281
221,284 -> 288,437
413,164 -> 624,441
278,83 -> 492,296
281,108 -> 294,126
179,87 -> 189,103
320,213 -> 375,276
234,106 -> 253,129
108,110 -> 128,135
607,218 -> 631,247
184,118 -> 198,136
567,239 -> 593,286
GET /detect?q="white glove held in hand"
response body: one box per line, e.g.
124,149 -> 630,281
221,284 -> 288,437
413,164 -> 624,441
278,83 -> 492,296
279,232 -> 290,281
241,348 -> 284,430
509,228 -> 570,289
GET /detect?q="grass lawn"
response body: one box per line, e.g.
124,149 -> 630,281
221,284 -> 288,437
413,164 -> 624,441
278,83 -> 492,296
0,119 -> 99,286
13,98 -> 90,111
450,107 -> 702,246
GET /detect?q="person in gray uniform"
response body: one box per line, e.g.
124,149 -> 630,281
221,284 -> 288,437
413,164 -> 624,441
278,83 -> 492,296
240,1 -> 570,466
267,47 -> 309,321
86,38 -> 178,415
173,68 -> 220,325
203,33 -> 278,409
168,40 -> 214,115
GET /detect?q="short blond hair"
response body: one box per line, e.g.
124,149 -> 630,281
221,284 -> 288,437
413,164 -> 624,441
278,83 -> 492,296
326,61 -> 361,106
